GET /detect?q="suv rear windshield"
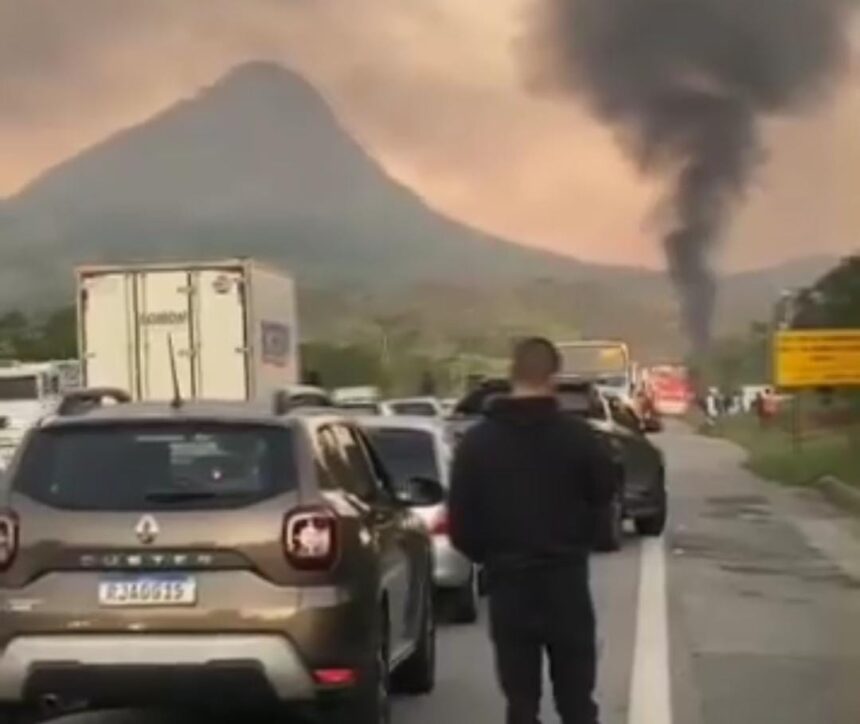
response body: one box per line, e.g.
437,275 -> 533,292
14,423 -> 297,510
366,428 -> 440,492
454,381 -> 604,419
558,388 -> 607,420
453,381 -> 510,416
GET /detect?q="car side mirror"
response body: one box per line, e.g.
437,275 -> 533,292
395,476 -> 445,507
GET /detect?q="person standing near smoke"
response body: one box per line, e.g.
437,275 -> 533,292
449,338 -> 615,724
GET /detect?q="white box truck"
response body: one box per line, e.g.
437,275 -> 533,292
77,259 -> 300,401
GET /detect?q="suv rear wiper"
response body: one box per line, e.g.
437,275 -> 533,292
144,490 -> 219,503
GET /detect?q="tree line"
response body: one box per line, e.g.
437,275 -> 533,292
3,255 -> 856,395
0,306 -> 478,395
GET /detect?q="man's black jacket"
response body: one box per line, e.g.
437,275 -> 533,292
448,395 -> 615,568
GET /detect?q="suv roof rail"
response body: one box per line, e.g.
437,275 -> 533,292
57,388 -> 132,416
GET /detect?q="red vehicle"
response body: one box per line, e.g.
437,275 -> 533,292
646,366 -> 694,417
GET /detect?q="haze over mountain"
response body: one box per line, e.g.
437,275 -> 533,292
2,63 -> 628,290
0,62 -> 838,355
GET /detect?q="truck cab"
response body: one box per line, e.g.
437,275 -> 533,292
0,361 -> 81,466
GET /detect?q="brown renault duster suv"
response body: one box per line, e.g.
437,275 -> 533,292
0,390 -> 440,723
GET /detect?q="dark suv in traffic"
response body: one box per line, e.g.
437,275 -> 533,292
449,378 -> 667,551
0,390 -> 440,723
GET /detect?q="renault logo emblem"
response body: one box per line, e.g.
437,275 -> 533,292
135,515 -> 160,545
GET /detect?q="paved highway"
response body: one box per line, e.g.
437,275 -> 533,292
50,424 -> 860,723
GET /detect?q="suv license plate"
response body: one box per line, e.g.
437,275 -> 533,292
98,576 -> 197,607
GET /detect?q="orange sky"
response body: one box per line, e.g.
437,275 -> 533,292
1,0 -> 858,271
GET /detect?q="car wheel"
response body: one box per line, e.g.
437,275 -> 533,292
448,568 -> 480,624
391,584 -> 436,695
594,494 -> 624,552
635,491 -> 667,537
327,606 -> 391,724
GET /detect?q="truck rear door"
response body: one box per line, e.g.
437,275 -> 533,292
80,272 -> 135,392
135,270 -> 195,400
194,269 -> 248,400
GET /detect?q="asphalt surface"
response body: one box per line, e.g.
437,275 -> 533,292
45,423 -> 860,724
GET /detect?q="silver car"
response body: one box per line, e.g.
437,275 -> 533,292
360,417 -> 479,624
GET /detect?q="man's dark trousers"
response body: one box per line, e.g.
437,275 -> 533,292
488,558 -> 599,724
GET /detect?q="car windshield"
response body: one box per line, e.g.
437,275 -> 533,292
0,376 -> 39,401
13,423 -> 297,510
366,428 -> 441,493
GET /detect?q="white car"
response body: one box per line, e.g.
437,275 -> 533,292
360,416 -> 479,623
381,397 -> 445,419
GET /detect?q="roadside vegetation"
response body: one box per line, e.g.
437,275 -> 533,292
708,408 -> 859,489
0,305 -> 504,396
699,255 -> 859,491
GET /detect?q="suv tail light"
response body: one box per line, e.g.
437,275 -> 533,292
284,507 -> 339,570
0,510 -> 18,571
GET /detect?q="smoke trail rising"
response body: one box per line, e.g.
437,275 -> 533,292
528,0 -> 853,350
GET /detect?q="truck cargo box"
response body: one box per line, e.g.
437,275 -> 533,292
77,259 -> 299,401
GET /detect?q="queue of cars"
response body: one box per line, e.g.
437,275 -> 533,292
0,376 -> 666,722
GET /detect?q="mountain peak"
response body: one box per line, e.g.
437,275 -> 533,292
200,61 -> 327,113
4,62 -> 594,296
217,60 -> 304,85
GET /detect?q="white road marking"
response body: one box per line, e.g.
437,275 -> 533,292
628,537 -> 673,724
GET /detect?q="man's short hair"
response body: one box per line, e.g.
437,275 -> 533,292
510,337 -> 561,386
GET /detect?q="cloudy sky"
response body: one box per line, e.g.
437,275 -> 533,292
1,0 -> 858,271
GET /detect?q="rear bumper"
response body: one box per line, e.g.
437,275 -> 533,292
0,634 -> 315,704
623,485 -> 666,518
0,571 -> 374,706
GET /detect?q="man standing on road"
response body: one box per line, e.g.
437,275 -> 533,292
449,337 -> 614,724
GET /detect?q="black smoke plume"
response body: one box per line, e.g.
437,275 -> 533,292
528,0 -> 853,351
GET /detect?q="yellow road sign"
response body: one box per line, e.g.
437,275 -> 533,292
774,329 -> 860,388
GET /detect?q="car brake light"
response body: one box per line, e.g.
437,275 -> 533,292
0,510 -> 18,571
429,508 -> 449,536
314,668 -> 358,687
284,507 -> 339,570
